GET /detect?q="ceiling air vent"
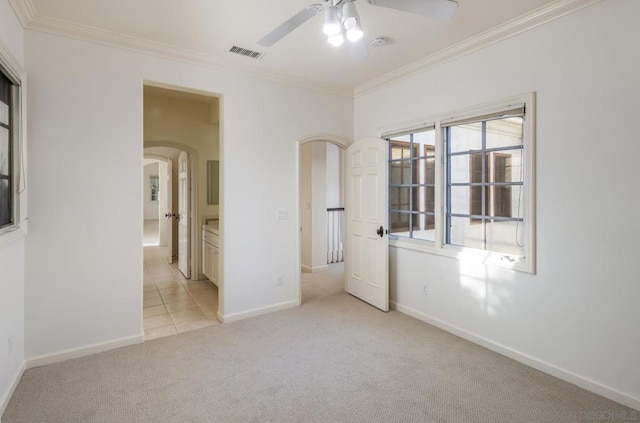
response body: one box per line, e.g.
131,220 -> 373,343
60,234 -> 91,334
229,46 -> 263,59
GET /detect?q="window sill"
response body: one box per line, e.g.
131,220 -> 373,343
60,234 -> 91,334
389,236 -> 535,274
0,223 -> 27,250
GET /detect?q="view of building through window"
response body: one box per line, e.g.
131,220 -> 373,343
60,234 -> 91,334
388,128 -> 436,241
445,115 -> 525,256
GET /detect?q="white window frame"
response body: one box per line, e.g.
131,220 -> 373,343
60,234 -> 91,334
383,93 -> 536,274
0,40 -> 27,248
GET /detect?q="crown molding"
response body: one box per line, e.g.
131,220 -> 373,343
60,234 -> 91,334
7,0 -> 600,100
8,1 -> 352,98
7,0 -> 36,28
353,0 -> 603,97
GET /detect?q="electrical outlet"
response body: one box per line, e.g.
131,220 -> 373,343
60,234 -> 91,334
422,284 -> 429,295
7,336 -> 13,356
277,274 -> 284,286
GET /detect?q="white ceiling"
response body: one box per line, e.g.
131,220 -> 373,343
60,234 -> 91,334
11,0 -> 588,94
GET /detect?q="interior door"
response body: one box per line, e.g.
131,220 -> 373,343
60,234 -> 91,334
345,137 -> 389,311
178,151 -> 190,278
165,158 -> 173,264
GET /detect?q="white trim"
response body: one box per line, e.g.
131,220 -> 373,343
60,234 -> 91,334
12,10 -> 351,98
6,0 -> 35,28
391,301 -> 640,411
216,300 -> 298,324
354,0 -> 602,97
301,264 -> 329,273
0,361 -> 25,419
9,0 -> 598,98
25,334 -> 143,369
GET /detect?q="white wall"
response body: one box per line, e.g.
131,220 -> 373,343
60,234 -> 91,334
24,30 -> 352,359
0,0 -> 24,415
355,0 -> 640,408
143,162 -> 159,220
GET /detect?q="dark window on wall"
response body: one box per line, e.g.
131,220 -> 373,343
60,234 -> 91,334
0,71 -> 12,228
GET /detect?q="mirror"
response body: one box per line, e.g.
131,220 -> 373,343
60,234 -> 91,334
207,160 -> 219,205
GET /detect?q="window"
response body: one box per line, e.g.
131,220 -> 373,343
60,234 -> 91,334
388,128 -> 436,241
150,176 -> 159,201
385,94 -> 535,273
0,70 -> 14,229
0,58 -> 23,240
444,111 -> 525,256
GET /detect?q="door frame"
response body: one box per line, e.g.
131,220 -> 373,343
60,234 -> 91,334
144,142 -> 201,280
295,134 -> 351,306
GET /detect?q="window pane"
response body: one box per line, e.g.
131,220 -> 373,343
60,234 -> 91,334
449,122 -> 482,152
487,186 -> 524,218
389,212 -> 410,235
0,179 -> 9,226
448,216 -> 484,249
0,102 -> 8,126
414,129 -> 435,157
449,185 -> 477,216
0,73 -> 9,125
390,161 -> 413,184
450,153 -> 476,184
485,219 -> 526,256
0,128 -> 8,175
411,213 -> 435,241
389,187 -> 410,210
486,117 -> 523,150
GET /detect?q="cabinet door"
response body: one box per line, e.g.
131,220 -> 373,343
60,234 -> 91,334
202,242 -> 212,280
212,245 -> 219,285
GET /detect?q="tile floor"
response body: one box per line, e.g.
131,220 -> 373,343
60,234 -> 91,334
143,244 -> 219,341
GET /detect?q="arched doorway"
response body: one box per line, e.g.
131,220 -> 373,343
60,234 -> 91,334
296,135 -> 351,306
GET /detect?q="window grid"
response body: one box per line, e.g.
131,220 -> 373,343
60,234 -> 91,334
0,71 -> 12,228
388,132 -> 436,240
444,118 -> 524,252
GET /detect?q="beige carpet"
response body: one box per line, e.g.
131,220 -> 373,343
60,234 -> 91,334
3,269 -> 636,422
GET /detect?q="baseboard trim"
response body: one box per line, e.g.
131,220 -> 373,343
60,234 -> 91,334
217,300 -> 298,323
301,264 -> 329,273
0,361 -> 25,420
390,301 -> 640,411
25,334 -> 144,369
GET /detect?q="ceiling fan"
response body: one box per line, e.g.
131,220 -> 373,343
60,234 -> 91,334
257,0 -> 459,59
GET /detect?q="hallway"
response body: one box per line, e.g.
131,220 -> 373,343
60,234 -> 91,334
143,245 -> 219,340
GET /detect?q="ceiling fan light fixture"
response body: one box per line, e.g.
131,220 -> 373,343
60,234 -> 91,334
327,32 -> 345,47
346,26 -> 363,42
323,5 -> 341,36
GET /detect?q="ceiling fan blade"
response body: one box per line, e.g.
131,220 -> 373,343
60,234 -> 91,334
349,38 -> 369,61
257,4 -> 323,47
367,0 -> 458,20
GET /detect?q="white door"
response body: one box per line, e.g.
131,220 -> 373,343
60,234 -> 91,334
345,138 -> 389,311
164,158 -> 173,264
178,151 -> 190,278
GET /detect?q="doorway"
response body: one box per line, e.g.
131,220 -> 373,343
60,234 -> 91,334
297,136 -> 349,305
142,83 -> 222,340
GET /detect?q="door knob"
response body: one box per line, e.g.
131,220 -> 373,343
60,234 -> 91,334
376,225 -> 384,238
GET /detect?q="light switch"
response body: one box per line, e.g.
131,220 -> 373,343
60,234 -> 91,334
276,208 -> 288,220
